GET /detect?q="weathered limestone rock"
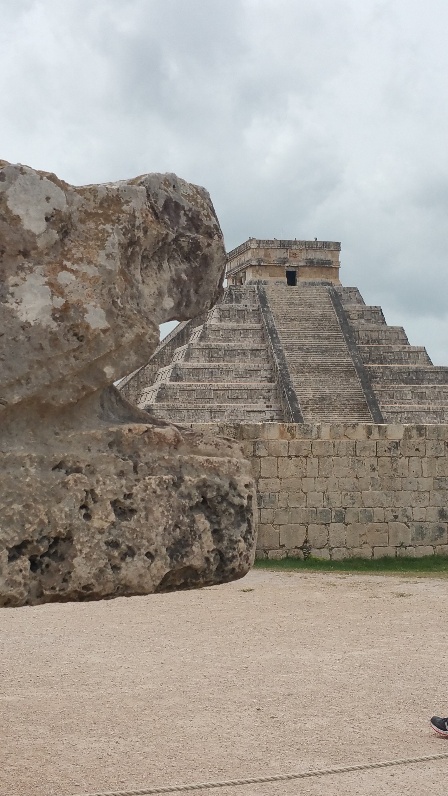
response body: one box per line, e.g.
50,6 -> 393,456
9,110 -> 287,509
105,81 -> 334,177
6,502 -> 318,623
0,161 -> 224,411
0,162 -> 256,607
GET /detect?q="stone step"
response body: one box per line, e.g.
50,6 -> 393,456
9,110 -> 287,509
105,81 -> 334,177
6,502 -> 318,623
367,365 -> 448,384
182,344 -> 271,364
151,382 -> 280,404
334,286 -> 366,305
353,326 -> 409,345
200,325 -> 265,343
344,306 -> 387,325
375,385 -> 448,403
146,404 -> 283,423
211,306 -> 260,324
264,282 -> 372,423
171,363 -> 276,383
358,345 -> 432,365
381,406 -> 448,424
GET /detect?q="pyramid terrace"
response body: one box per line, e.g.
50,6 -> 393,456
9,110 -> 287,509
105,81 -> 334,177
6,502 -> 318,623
121,238 -> 448,426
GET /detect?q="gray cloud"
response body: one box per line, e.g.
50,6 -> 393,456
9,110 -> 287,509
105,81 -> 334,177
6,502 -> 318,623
1,0 -> 448,362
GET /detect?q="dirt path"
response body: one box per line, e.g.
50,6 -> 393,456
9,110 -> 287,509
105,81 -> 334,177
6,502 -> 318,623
1,569 -> 448,796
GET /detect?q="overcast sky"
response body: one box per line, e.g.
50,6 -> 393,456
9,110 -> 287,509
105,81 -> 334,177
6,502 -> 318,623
1,0 -> 448,362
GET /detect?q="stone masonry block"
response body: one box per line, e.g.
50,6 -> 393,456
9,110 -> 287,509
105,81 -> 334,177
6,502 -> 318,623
425,507 -> 448,522
332,508 -> 345,523
306,458 -> 319,477
429,490 -> 448,507
346,523 -> 363,547
435,545 -> 448,555
257,525 -> 280,549
318,457 -> 333,477
287,548 -> 305,560
310,547 -> 330,559
288,440 -> 312,456
350,545 -> 373,559
331,547 -> 350,560
373,547 -> 396,559
385,425 -> 405,440
418,478 -> 433,491
254,440 -> 268,457
312,440 -> 332,456
301,477 -> 315,491
397,546 -> 415,557
287,491 -> 307,508
345,508 -> 360,523
267,439 -> 289,457
260,457 -> 278,478
292,508 -> 317,524
411,523 -> 447,545
436,459 -> 448,477
279,524 -> 306,548
403,425 -> 427,439
408,458 -> 423,477
281,477 -> 303,492
413,545 -> 435,558
343,424 -> 372,441
373,508 -> 385,522
426,426 -> 448,440
291,424 -> 319,439
267,549 -> 287,560
241,425 -> 265,440
333,440 -> 356,456
307,524 -> 328,548
277,491 -> 288,508
240,441 -> 254,458
259,492 -> 278,508
261,424 -> 282,439
422,456 -> 437,478
401,440 -> 426,457
376,441 -> 401,457
258,478 -> 281,493
364,524 -> 388,546
329,523 -> 346,547
356,440 -> 377,457
388,522 -> 411,547
362,491 -> 391,508
307,491 -> 324,508
272,508 -> 291,525
425,440 -> 445,457
260,509 -> 274,524
314,476 -> 332,492
359,508 -> 374,523
338,477 -> 360,493
316,508 -> 332,523
324,491 -> 343,509
278,457 -> 306,478
251,459 -> 261,479
341,491 -> 360,507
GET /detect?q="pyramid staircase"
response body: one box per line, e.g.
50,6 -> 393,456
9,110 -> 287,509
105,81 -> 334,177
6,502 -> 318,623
135,286 -> 283,423
334,286 -> 448,423
121,279 -> 448,426
263,283 -> 373,423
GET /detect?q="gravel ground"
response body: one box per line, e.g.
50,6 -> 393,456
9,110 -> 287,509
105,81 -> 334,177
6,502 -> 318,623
1,568 -> 448,796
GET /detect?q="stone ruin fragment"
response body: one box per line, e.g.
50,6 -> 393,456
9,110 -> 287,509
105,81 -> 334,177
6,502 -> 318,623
0,161 -> 256,606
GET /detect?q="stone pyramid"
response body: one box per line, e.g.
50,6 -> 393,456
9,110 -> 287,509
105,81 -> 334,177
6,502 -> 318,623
120,238 -> 448,425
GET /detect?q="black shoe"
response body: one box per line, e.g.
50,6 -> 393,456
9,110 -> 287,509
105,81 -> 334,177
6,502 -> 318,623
430,716 -> 448,737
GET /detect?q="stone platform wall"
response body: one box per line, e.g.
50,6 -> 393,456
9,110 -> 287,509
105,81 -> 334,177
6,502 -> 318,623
192,423 -> 448,560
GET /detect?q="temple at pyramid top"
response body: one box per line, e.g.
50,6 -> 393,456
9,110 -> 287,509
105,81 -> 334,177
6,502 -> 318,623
120,239 -> 448,426
226,238 -> 341,286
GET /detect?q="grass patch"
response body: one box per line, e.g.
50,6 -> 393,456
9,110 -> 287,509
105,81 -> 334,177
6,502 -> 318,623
254,554 -> 448,577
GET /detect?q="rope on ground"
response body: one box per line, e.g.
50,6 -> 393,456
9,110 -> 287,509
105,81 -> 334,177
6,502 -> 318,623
76,751 -> 448,796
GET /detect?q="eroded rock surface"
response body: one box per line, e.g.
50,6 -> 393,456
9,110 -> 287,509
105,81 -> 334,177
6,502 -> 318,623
0,162 -> 256,607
